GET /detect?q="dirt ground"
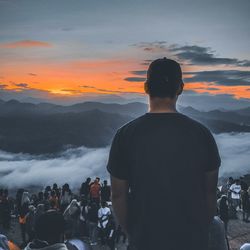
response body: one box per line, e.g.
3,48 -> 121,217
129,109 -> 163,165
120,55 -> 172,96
3,211 -> 250,250
227,211 -> 250,250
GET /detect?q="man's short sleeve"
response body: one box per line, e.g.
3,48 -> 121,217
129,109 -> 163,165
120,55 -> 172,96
203,127 -> 221,172
106,128 -> 129,180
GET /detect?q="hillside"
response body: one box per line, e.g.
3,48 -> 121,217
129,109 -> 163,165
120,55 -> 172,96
1,99 -> 250,154
0,109 -> 132,154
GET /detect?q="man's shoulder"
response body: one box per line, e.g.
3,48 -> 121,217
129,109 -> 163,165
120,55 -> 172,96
115,112 -> 213,138
181,113 -> 213,134
115,114 -> 147,134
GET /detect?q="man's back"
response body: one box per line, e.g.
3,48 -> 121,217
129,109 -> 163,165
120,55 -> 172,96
107,112 -> 221,250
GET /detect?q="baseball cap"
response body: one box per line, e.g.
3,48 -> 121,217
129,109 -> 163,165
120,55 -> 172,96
146,57 -> 183,86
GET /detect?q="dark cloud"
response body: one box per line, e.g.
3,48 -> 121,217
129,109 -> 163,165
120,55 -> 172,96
79,85 -> 141,94
28,73 -> 37,76
133,42 -> 250,67
184,70 -> 250,86
126,67 -> 249,87
170,45 -> 250,67
132,41 -> 168,53
80,85 -> 96,89
206,87 -> 220,91
141,60 -> 153,66
124,77 -> 146,82
130,70 -> 147,76
14,83 -> 29,88
240,60 -> 250,67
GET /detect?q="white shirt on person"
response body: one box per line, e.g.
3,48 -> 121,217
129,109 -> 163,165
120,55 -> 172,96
98,207 -> 111,228
230,183 -> 241,199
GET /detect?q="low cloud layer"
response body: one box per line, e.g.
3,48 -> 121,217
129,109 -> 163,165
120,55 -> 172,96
0,133 -> 249,189
0,147 -> 110,189
216,133 -> 250,176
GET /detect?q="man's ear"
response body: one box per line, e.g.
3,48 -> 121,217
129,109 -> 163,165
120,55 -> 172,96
144,82 -> 149,94
177,82 -> 184,96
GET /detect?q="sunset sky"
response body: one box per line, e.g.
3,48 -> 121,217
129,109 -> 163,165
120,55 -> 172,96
0,0 -> 250,109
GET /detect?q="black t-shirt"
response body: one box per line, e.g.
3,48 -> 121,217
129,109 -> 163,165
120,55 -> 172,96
106,112 -> 221,250
88,205 -> 99,223
101,186 -> 111,201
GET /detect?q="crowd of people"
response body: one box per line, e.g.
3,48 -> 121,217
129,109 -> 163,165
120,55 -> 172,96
0,177 -> 126,250
217,176 -> 250,233
0,175 -> 250,250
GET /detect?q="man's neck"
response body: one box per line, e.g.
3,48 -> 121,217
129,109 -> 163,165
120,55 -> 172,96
148,97 -> 177,113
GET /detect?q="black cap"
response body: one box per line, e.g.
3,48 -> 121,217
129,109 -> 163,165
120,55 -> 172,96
146,58 -> 183,86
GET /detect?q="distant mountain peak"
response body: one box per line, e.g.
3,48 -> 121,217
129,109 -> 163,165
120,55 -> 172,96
5,99 -> 21,104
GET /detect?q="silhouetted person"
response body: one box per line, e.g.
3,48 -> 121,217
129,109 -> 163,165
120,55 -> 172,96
101,180 -> 111,202
240,177 -> 248,191
229,179 -> 241,215
26,205 -> 36,242
226,177 -> 234,206
78,198 -> 88,237
90,180 -> 101,205
43,192 -> 51,212
25,210 -> 67,250
52,183 -> 61,199
19,191 -> 30,245
30,194 -> 38,207
0,189 -> 11,231
45,186 -> 51,196
63,199 -> 80,237
87,202 -> 99,246
106,216 -> 116,250
61,184 -> 72,212
107,58 -> 221,250
242,189 -> 250,222
34,204 -> 45,225
116,225 -> 127,245
218,196 -> 229,232
49,190 -> 59,210
80,178 -> 91,198
16,188 -> 25,215
98,202 -> 111,246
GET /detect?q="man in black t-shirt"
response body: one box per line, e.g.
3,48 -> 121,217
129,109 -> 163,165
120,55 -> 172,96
106,58 -> 221,250
101,180 -> 111,202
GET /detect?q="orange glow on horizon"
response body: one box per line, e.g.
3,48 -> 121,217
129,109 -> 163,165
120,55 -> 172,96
1,58 -> 145,95
1,58 -> 249,100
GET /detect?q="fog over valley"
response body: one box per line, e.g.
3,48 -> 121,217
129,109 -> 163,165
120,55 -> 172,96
0,132 -> 249,189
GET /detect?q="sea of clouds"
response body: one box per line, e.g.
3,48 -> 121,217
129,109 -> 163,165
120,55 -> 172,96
0,133 -> 249,189
0,147 -> 110,189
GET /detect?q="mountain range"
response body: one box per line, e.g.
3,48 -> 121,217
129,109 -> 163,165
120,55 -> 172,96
0,99 -> 250,154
